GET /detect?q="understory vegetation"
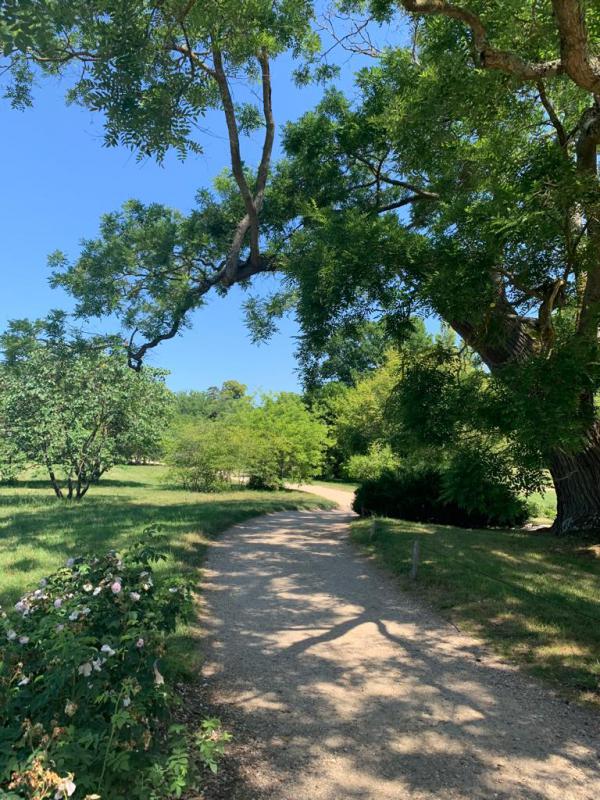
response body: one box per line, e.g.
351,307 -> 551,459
351,517 -> 600,706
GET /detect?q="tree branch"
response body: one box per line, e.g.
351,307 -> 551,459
399,1 -> 564,81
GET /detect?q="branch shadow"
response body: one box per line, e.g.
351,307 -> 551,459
199,510 -> 600,800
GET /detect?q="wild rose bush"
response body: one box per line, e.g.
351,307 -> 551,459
0,529 -> 219,800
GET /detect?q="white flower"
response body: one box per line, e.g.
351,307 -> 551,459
54,777 -> 76,799
101,644 -> 115,657
129,592 -> 141,602
136,637 -> 144,649
18,636 -> 29,645
92,658 -> 103,672
54,598 -> 63,609
65,700 -> 77,717
18,676 -> 30,686
82,607 -> 91,616
56,624 -> 65,633
39,578 -> 48,588
123,696 -> 131,708
83,583 -> 93,592
14,600 -> 27,614
111,581 -> 122,594
6,629 -> 17,641
66,558 -> 75,568
168,587 -> 178,594
68,611 -> 79,621
33,589 -> 44,599
92,586 -> 102,596
78,662 -> 93,677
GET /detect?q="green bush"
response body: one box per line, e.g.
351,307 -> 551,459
343,443 -> 399,483
441,447 -> 529,528
0,530 -> 226,800
353,462 -> 528,528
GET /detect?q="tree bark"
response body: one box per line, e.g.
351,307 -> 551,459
549,422 -> 600,535
48,469 -> 63,499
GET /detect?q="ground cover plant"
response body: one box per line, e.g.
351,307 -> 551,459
351,517 -> 600,705
0,530 -> 201,799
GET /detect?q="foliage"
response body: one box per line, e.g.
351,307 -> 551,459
174,381 -> 249,421
3,1 -> 318,365
167,391 -> 328,491
264,4 -> 600,531
343,443 -> 399,483
165,418 -> 247,493
353,463 -> 528,529
245,393 -> 328,489
441,446 -> 530,529
0,529 -> 223,800
0,318 -> 173,498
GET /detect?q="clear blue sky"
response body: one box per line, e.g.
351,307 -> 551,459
0,18 -> 406,394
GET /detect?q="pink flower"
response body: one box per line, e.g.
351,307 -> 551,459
136,638 -> 144,649
111,581 -> 122,594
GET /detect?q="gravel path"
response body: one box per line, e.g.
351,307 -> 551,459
199,489 -> 600,799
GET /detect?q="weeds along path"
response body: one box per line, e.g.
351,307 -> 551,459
199,492 -> 600,800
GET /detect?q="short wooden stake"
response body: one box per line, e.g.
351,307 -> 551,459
410,538 -> 420,581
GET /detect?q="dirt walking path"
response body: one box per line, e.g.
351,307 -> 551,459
199,490 -> 600,800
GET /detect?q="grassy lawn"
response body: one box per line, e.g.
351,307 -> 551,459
0,465 -> 334,671
351,517 -> 600,706
309,479 -> 359,493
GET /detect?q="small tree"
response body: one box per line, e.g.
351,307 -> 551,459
246,393 -> 328,489
0,318 -> 173,498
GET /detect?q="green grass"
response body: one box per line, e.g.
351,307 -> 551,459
352,516 -> 600,706
0,465 -> 334,671
308,479 -> 359,493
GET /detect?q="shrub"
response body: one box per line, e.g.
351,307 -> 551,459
343,443 -> 399,483
0,530 -> 226,799
353,462 -> 528,528
165,419 -> 246,492
441,447 -> 529,528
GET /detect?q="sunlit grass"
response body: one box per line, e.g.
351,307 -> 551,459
0,465 -> 334,673
351,516 -> 600,705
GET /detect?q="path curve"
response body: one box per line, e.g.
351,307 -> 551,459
199,495 -> 600,799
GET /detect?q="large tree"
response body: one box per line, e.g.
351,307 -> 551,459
263,1 -> 600,535
9,2 -> 600,533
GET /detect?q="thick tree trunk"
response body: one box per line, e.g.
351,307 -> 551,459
549,422 -> 600,536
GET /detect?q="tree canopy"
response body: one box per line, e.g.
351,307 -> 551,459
4,1 -> 600,532
0,317 -> 173,498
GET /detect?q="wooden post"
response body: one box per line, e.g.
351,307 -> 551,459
410,538 -> 420,581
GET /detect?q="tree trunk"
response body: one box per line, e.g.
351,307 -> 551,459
549,422 -> 600,535
48,469 -> 63,499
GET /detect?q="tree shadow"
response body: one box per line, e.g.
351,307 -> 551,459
199,510 -> 600,800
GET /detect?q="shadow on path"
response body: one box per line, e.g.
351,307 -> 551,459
200,510 -> 600,799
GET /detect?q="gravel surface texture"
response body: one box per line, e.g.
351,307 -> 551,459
198,489 -> 600,799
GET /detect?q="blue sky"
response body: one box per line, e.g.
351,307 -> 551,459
0,16 -> 404,394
